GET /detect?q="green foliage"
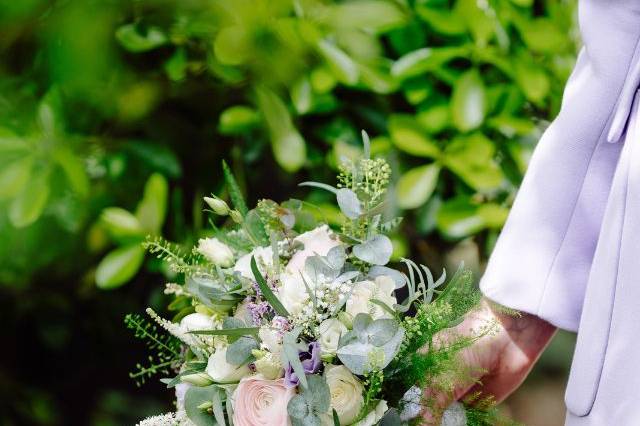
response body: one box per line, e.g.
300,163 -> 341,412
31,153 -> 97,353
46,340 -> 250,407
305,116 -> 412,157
124,314 -> 182,387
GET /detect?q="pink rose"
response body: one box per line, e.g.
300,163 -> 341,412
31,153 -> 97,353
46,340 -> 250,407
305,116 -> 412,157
232,375 -> 295,426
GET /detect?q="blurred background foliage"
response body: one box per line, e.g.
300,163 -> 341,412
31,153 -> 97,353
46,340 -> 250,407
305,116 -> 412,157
0,0 -> 578,424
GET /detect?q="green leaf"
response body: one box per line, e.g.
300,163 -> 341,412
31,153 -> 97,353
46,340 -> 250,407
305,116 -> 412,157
436,197 -> 485,239
416,104 -> 450,134
0,156 -> 32,200
456,0 -> 496,47
388,115 -> 440,158
478,203 -> 509,229
396,164 -> 441,209
164,47 -> 188,81
53,146 -> 89,196
451,70 -> 486,132
125,141 -> 182,178
332,409 -> 340,426
38,87 -> 64,137
391,46 -> 468,80
245,209 -> 270,245
415,7 -> 466,35
0,127 -> 29,153
316,39 -> 359,85
213,25 -> 250,65
95,244 -> 146,289
100,207 -> 145,241
323,0 -> 407,34
135,173 -> 168,234
513,59 -> 550,104
251,256 -> 290,317
255,86 -> 306,172
9,171 -> 50,228
184,385 -> 217,426
222,160 -> 249,215
443,134 -> 504,191
517,18 -> 567,53
189,327 -> 259,337
219,105 -> 260,135
115,24 -> 167,53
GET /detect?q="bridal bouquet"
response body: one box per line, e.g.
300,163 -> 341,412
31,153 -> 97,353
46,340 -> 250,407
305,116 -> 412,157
129,132 -> 507,426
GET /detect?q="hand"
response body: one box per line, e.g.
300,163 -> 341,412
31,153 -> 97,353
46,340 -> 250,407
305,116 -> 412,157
422,297 -> 557,424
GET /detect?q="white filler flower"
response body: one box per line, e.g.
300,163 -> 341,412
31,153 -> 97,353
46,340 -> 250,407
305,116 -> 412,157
197,237 -> 234,267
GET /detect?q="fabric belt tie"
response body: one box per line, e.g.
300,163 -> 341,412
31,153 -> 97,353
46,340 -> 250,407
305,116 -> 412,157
607,57 -> 640,143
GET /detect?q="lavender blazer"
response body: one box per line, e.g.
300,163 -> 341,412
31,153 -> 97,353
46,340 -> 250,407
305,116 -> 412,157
479,1 -> 640,424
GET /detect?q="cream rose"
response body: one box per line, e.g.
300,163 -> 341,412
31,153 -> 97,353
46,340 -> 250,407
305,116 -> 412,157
180,313 -> 214,332
278,225 -> 342,315
206,347 -> 250,383
232,375 -> 295,426
285,225 -> 341,277
234,246 -> 274,280
318,319 -> 347,355
325,365 -> 364,425
197,237 -> 234,267
277,272 -> 311,317
345,276 -> 397,320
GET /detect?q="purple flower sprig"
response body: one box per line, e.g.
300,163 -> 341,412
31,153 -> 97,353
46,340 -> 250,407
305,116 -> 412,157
284,341 -> 321,388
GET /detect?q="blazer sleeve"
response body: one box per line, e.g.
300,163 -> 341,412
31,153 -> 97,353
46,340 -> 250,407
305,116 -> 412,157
480,0 -> 640,332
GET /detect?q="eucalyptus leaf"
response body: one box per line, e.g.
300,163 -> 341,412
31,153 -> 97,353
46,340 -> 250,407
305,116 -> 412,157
226,336 -> 258,365
184,385 -> 217,426
368,266 -> 406,289
353,235 -> 393,265
336,188 -> 362,219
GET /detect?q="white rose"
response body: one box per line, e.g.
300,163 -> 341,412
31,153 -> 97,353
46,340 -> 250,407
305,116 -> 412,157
258,326 -> 283,356
234,246 -> 274,280
277,272 -> 310,317
353,400 -> 388,426
318,319 -> 347,355
197,237 -> 234,267
206,347 -> 251,383
180,313 -> 214,332
286,225 -> 341,276
325,365 -> 364,425
346,276 -> 397,320
276,226 -> 343,316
